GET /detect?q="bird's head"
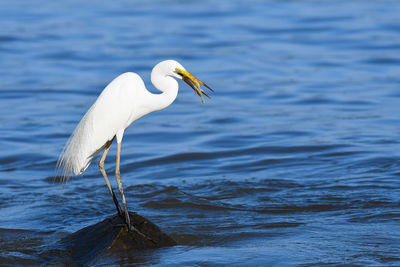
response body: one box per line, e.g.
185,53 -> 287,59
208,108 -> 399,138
155,60 -> 214,103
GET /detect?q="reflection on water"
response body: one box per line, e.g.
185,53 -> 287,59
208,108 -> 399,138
1,0 -> 400,265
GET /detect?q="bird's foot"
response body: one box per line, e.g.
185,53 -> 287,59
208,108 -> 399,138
125,218 -> 156,244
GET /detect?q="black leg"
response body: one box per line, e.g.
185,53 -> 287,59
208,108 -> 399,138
99,139 -> 122,216
115,142 -> 148,239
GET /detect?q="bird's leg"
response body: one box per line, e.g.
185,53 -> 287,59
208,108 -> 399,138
99,139 -> 123,216
115,142 -> 148,238
115,142 -> 131,226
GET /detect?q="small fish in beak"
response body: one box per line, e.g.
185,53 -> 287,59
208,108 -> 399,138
175,68 -> 214,103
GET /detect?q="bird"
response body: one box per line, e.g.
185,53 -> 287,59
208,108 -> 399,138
57,60 -> 213,236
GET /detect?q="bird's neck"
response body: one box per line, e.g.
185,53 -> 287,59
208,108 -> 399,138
148,70 -> 179,112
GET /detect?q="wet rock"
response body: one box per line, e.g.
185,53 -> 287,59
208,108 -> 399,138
56,212 -> 177,265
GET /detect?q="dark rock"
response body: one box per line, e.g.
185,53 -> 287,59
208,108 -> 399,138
55,212 -> 176,265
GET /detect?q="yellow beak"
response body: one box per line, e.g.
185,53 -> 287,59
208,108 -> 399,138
175,68 -> 214,103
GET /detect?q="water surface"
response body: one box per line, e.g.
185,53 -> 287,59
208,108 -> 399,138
1,0 -> 400,265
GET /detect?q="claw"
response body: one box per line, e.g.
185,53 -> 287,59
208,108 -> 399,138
125,219 -> 156,244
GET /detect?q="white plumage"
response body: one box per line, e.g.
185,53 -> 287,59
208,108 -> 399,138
58,72 -> 148,176
58,60 -> 186,177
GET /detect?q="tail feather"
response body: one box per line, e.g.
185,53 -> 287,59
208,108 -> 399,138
57,113 -> 95,182
57,133 -> 89,182
57,108 -> 114,182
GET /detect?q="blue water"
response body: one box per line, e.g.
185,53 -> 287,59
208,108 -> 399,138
1,0 -> 400,265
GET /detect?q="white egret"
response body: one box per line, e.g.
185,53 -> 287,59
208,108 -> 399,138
57,60 -> 213,235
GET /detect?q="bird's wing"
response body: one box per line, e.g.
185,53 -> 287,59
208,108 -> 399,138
58,72 -> 146,178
